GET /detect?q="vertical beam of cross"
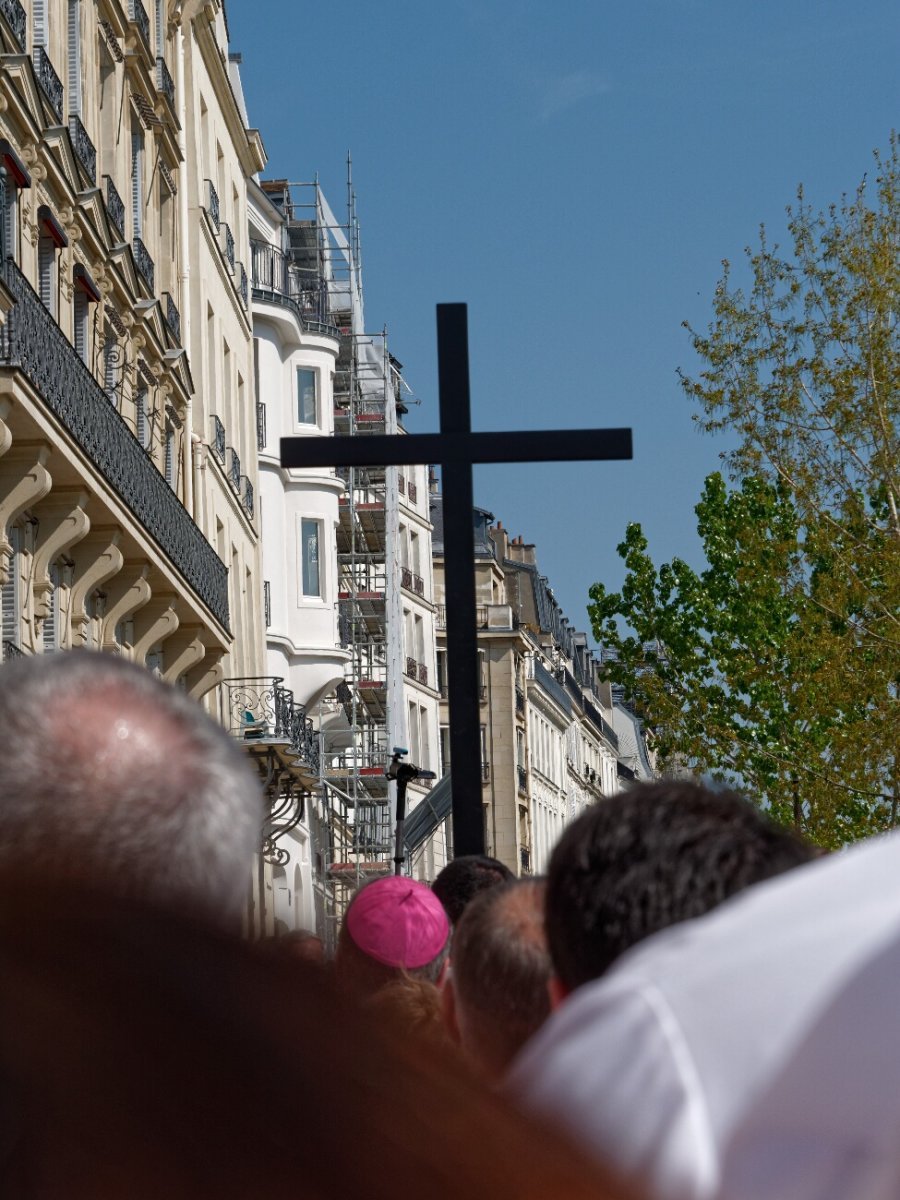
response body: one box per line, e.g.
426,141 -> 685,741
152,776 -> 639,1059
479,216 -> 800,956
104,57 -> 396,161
436,304 -> 485,856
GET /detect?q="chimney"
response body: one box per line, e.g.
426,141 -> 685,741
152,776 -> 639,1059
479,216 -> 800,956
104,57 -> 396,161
490,521 -> 509,562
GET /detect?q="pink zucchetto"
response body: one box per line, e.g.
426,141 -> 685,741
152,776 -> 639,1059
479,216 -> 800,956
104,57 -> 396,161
346,876 -> 450,969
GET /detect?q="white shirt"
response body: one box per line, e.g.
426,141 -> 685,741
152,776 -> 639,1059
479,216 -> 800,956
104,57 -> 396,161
508,830 -> 900,1200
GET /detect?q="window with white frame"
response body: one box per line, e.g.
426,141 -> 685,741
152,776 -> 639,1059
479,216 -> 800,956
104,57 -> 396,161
300,518 -> 321,597
135,385 -> 149,449
296,367 -> 317,425
42,563 -> 60,653
164,421 -> 176,488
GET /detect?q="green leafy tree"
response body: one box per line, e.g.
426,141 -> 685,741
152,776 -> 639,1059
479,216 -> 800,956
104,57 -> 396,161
591,140 -> 900,844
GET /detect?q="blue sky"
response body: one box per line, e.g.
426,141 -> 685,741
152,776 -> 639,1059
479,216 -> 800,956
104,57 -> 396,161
229,1 -> 900,644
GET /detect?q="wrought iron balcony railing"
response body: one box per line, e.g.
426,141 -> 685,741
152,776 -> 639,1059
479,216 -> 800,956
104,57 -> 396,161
68,115 -> 97,183
263,579 -> 271,628
227,446 -> 241,492
0,259 -> 229,630
104,175 -> 125,239
221,222 -> 235,271
520,846 -> 531,873
398,475 -> 405,495
132,236 -> 154,291
129,0 -> 150,48
407,480 -> 418,504
211,414 -> 225,462
515,685 -> 525,715
255,401 -> 266,451
33,46 -> 64,123
205,179 -> 220,231
162,291 -> 181,343
249,241 -> 339,336
400,567 -> 425,597
1,639 -> 25,661
221,676 -> 320,773
237,260 -> 248,307
156,56 -> 175,108
517,765 -> 528,793
241,476 -> 254,520
418,662 -> 428,687
0,0 -> 26,51
481,761 -> 490,782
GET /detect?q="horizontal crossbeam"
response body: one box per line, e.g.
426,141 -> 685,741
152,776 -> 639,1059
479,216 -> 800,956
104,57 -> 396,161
280,428 -> 633,470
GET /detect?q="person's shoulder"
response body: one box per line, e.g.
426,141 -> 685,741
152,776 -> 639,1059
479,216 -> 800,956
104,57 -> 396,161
508,975 -> 717,1197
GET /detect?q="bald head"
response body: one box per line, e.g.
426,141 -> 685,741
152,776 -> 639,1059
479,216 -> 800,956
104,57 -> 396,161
0,651 -> 262,923
449,880 -> 552,1079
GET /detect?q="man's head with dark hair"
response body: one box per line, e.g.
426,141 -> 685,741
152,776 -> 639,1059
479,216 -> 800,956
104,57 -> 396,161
432,854 -> 514,925
446,880 -> 551,1079
546,780 -> 817,996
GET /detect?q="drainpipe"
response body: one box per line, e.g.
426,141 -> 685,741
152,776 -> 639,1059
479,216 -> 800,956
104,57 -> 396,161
175,19 -> 194,521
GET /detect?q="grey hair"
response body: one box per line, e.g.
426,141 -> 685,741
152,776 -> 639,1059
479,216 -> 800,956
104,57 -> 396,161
0,650 -> 263,924
451,880 -> 552,1071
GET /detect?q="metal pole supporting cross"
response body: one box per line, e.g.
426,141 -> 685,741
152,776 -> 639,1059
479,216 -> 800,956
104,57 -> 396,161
281,303 -> 633,859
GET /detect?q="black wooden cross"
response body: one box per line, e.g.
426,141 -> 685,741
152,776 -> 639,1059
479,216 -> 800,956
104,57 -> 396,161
281,304 -> 632,858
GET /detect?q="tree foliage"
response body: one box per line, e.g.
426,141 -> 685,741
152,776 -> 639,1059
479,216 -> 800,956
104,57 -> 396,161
591,141 -> 900,845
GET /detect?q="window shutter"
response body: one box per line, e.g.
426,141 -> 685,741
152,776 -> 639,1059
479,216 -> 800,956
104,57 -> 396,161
42,564 -> 58,652
164,425 -> 175,487
67,0 -> 81,116
73,289 -> 88,361
131,131 -> 143,237
103,325 -> 117,403
136,387 -> 147,448
33,0 -> 46,47
38,236 -> 54,310
1,529 -> 19,645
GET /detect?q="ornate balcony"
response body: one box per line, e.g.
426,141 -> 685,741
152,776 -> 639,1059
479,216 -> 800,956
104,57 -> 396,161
68,115 -> 97,183
408,480 -> 418,505
0,259 -> 229,631
222,222 -> 235,271
263,580 -> 271,628
33,46 -> 63,123
1,639 -> 25,661
162,292 -> 181,343
241,476 -> 254,520
156,56 -> 175,108
237,260 -> 248,307
205,179 -> 220,231
405,656 -> 418,680
221,676 -> 320,774
517,765 -> 527,793
104,176 -> 125,239
0,0 -> 26,52
132,236 -> 154,292
249,241 -> 339,338
129,0 -> 150,48
227,446 -> 241,492
481,761 -> 490,782
417,662 -> 428,687
211,414 -> 225,462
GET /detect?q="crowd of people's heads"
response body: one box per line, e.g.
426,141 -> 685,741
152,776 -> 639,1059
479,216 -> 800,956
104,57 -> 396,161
0,649 -> 887,1200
